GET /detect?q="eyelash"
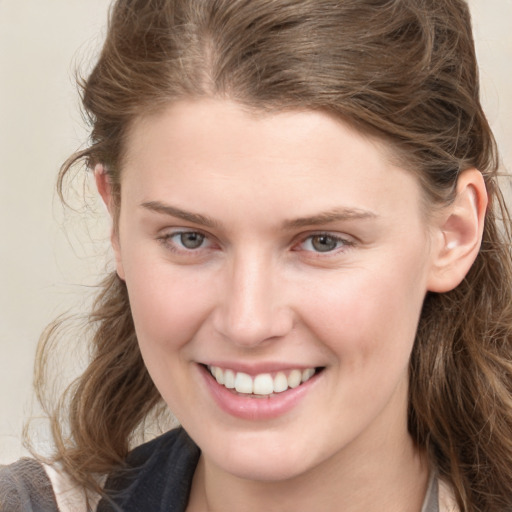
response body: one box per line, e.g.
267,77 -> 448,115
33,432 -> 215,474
156,230 -> 355,256
157,230 -> 214,253
294,233 -> 355,255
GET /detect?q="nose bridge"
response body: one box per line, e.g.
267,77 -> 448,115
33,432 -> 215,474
214,247 -> 292,346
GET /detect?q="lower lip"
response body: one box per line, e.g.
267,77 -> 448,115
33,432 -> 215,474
198,365 -> 321,420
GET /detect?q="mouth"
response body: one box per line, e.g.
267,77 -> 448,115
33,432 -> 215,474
204,364 -> 325,398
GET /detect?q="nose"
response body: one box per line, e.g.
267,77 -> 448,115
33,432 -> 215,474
212,252 -> 294,348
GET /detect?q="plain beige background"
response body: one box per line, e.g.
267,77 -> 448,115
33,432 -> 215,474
1,1 -> 511,464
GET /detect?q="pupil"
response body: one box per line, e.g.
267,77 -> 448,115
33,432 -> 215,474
312,235 -> 337,252
180,232 -> 204,249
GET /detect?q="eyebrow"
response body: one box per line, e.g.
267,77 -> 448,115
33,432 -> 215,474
282,208 -> 377,229
141,201 -> 220,228
141,201 -> 377,230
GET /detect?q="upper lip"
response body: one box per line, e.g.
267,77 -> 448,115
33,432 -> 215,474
200,361 -> 322,376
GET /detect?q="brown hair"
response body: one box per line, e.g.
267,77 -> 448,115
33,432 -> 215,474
35,0 -> 512,510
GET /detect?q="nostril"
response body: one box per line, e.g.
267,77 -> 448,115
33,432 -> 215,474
213,310 -> 293,347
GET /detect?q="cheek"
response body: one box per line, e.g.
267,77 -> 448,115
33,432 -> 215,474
121,251 -> 214,353
120,256 -> 216,413
301,260 -> 428,369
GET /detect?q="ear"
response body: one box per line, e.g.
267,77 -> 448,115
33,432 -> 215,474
94,164 -> 125,280
427,168 -> 488,293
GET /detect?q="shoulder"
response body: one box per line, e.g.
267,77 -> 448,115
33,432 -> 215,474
0,458 -> 59,512
97,427 -> 200,511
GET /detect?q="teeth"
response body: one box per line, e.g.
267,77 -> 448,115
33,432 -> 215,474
302,368 -> 315,382
208,366 -> 318,396
234,372 -> 253,393
287,369 -> 302,389
224,369 -> 235,389
273,372 -> 288,393
253,374 -> 274,395
214,366 -> 224,385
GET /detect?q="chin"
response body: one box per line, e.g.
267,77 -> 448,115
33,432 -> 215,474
204,432 -> 317,482
220,454 -> 309,482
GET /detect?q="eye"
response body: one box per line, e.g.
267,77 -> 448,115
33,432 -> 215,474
298,233 -> 354,253
158,230 -> 212,252
176,231 -> 205,249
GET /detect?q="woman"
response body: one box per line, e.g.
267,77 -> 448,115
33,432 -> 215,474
2,0 -> 512,511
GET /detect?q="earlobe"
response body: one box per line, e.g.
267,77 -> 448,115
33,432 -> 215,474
427,169 -> 488,293
94,164 -> 126,280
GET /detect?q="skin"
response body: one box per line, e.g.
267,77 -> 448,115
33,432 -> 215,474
97,99 -> 487,512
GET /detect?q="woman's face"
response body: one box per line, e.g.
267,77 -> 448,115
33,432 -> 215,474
114,99 -> 439,481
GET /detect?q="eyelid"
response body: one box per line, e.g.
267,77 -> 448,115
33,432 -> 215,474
155,227 -> 356,257
293,231 -> 356,254
157,228 -> 217,252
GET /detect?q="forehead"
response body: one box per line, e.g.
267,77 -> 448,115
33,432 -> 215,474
125,99 -> 389,159
120,99 -> 424,225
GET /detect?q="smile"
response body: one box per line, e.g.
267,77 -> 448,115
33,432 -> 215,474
207,365 -> 319,397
